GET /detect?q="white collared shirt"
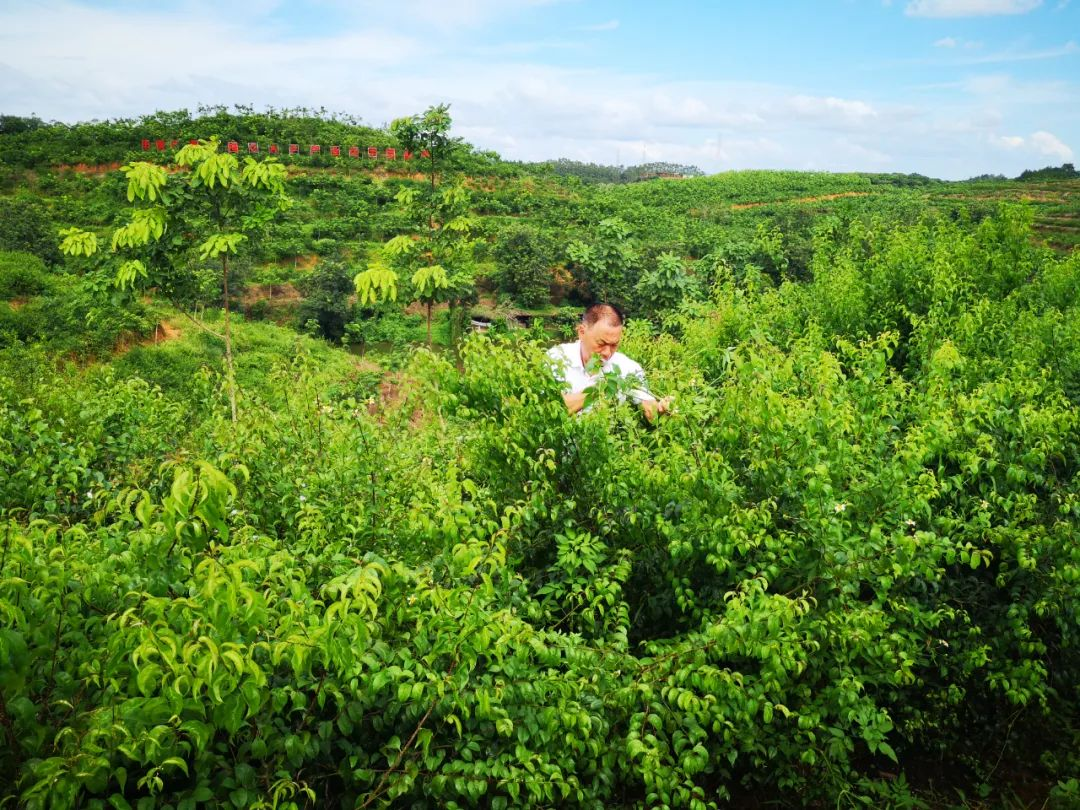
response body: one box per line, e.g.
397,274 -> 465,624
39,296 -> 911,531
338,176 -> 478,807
546,340 -> 656,404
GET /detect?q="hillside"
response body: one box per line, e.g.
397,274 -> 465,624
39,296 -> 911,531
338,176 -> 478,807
2,107 -> 1080,808
3,110 -> 1078,355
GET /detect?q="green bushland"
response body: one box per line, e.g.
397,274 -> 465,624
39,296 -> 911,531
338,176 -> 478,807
2,207 -> 1079,808
0,197 -> 63,265
111,311 -> 371,406
0,250 -> 157,357
0,251 -> 55,298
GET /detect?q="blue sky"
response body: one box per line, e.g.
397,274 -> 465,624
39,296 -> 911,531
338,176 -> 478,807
1,0 -> 1077,179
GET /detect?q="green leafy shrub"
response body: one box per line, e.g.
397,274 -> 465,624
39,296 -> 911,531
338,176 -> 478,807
295,259 -> 355,342
491,224 -> 556,308
0,196 -> 62,265
0,251 -> 54,298
3,185 -> 1080,809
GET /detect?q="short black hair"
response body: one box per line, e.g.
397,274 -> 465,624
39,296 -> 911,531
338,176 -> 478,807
582,303 -> 623,328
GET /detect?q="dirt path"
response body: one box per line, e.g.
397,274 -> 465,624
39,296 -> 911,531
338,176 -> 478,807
114,319 -> 182,354
57,162 -> 123,176
731,191 -> 870,210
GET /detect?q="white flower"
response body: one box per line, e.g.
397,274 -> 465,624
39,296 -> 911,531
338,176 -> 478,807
299,495 -> 307,503
834,502 -> 847,513
980,499 -> 990,510
85,490 -> 93,500
905,519 -> 917,528
230,509 -> 239,516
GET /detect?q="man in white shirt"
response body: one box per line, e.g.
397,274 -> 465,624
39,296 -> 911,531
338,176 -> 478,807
546,304 -> 673,420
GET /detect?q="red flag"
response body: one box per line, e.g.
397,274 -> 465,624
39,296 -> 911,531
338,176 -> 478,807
189,139 -> 199,145
141,139 -> 150,151
248,142 -> 259,153
403,149 -> 413,160
170,139 -> 178,149
155,139 -> 166,151
367,146 -> 378,159
269,143 -> 278,154
385,147 -> 397,160
310,144 -> 321,154
348,146 -> 360,158
289,143 -> 299,155
330,145 -> 340,157
227,141 -> 239,153
421,149 -> 430,158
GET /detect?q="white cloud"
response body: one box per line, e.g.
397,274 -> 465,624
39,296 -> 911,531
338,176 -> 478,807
835,138 -> 894,167
471,39 -> 583,56
935,37 -> 958,47
0,1 -> 424,121
992,134 -> 1026,147
580,19 -> 619,31
989,131 -> 1073,159
906,0 -> 1042,15
1030,130 -> 1073,159
0,1 -> 1075,179
959,73 -> 1077,105
954,40 -> 1078,64
787,95 -> 879,126
351,0 -> 571,30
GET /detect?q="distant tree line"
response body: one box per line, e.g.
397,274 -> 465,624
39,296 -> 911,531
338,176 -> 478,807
524,158 -> 705,184
0,106 -> 399,169
1016,163 -> 1078,181
963,164 -> 1078,183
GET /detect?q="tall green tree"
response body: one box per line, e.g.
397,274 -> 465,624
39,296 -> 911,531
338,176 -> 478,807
355,178 -> 479,346
59,137 -> 290,422
390,103 -> 461,200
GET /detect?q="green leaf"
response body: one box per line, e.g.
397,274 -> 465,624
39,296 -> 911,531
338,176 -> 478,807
136,663 -> 161,697
58,227 -> 99,257
198,233 -> 247,260
161,756 -> 189,776
120,162 -> 168,202
355,261 -> 399,306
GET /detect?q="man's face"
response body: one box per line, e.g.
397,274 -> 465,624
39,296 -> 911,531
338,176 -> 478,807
578,318 -> 622,365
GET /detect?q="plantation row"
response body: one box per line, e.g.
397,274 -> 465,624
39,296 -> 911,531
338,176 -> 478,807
3,203 -> 1080,806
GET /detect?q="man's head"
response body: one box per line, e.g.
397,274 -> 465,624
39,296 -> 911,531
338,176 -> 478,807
577,303 -> 623,364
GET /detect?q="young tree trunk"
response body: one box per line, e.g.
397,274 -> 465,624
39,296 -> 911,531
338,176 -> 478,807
429,153 -> 436,230
426,301 -> 433,345
222,253 -> 238,423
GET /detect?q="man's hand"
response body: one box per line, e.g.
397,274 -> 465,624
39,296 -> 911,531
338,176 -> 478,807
563,391 -> 588,414
641,396 -> 675,422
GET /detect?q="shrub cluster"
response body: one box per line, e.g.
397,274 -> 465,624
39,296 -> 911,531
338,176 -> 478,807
2,209 -> 1079,808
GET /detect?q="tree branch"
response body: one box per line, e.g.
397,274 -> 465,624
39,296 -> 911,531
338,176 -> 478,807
178,309 -> 225,341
